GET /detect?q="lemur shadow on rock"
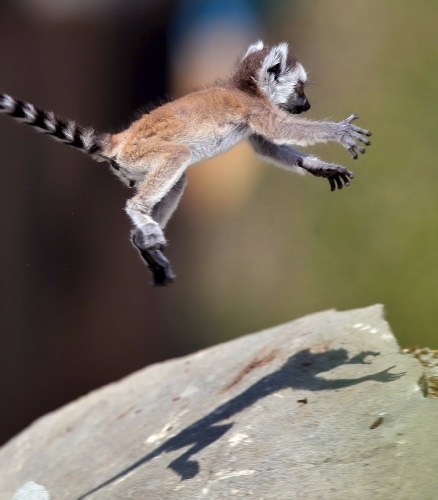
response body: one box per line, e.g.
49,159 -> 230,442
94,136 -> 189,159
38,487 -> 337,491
79,348 -> 403,498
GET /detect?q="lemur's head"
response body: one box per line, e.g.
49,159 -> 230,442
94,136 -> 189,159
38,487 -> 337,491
235,41 -> 310,114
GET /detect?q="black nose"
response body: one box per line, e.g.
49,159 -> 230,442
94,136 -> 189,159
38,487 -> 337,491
303,99 -> 311,111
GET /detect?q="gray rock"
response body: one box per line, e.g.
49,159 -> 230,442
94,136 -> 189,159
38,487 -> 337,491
1,305 -> 437,499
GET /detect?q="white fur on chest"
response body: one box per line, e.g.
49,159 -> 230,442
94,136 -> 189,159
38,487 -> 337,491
188,124 -> 249,164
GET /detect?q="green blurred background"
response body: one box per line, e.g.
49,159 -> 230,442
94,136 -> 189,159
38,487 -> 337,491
0,0 -> 437,443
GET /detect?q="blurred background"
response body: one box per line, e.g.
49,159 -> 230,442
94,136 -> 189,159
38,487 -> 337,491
0,0 -> 437,444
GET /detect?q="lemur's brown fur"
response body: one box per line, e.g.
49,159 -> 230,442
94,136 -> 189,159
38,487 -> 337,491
0,41 -> 371,285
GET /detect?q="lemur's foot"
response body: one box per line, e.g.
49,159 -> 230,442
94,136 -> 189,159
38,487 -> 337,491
132,223 -> 166,249
140,247 -> 175,286
131,232 -> 175,286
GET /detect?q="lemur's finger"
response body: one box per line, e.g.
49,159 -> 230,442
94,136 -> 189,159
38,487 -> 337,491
347,114 -> 359,122
345,168 -> 354,179
341,174 -> 351,186
355,136 -> 371,146
334,166 -> 354,179
350,130 -> 371,146
328,177 -> 336,191
356,144 -> 366,155
347,146 -> 358,159
352,124 -> 372,136
335,175 -> 343,190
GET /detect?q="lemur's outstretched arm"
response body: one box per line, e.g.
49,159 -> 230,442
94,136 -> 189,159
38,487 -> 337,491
249,134 -> 354,191
249,112 -> 371,160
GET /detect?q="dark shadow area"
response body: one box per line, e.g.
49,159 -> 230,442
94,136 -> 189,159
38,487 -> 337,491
79,348 -> 405,498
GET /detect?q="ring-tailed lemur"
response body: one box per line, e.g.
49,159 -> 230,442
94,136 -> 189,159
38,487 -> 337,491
0,41 -> 371,286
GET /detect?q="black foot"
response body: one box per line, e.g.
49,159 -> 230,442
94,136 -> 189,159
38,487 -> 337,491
132,235 -> 175,286
145,248 -> 175,286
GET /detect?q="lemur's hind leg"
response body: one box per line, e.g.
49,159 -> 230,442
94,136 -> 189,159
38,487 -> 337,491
132,173 -> 188,285
152,173 -> 188,228
125,143 -> 191,286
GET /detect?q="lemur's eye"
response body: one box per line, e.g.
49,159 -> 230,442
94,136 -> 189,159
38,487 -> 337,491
267,63 -> 281,80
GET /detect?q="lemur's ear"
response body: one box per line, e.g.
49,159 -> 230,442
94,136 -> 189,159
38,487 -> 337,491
242,40 -> 264,60
261,42 -> 289,78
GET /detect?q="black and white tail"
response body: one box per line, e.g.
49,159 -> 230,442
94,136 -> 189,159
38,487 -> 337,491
0,93 -> 106,157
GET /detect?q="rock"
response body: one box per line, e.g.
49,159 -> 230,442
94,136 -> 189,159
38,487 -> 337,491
1,305 -> 437,499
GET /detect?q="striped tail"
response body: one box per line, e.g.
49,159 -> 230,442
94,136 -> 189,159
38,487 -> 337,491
0,93 -> 106,157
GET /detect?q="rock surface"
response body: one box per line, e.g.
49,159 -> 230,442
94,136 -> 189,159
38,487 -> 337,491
1,305 -> 437,499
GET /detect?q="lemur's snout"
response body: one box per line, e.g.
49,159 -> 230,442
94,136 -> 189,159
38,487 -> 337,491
291,99 -> 310,114
297,97 -> 311,113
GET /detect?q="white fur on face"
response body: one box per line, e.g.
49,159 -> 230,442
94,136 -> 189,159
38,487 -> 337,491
258,44 -> 307,105
292,63 -> 308,84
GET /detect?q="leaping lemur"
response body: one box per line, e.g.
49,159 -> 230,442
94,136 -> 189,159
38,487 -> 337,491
0,41 -> 371,286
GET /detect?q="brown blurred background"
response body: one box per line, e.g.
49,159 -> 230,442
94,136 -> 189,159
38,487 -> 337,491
0,0 -> 437,444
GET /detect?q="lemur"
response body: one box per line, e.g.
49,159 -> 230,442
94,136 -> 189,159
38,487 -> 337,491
0,41 -> 371,286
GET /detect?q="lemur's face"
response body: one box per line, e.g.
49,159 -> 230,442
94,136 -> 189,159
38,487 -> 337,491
279,78 -> 310,114
241,41 -> 311,114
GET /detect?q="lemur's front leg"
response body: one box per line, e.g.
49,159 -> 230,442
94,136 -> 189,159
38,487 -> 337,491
124,143 -> 191,286
250,111 -> 372,159
249,134 -> 353,191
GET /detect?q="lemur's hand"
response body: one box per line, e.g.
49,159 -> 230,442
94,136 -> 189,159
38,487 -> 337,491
297,156 -> 354,191
337,115 -> 372,159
